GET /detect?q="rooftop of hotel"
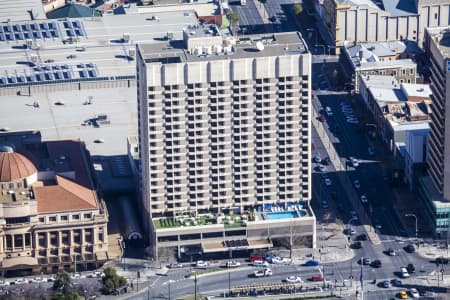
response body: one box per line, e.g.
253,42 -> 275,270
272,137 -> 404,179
139,31 -> 308,64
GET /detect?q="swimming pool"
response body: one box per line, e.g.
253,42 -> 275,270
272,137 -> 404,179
265,210 -> 306,220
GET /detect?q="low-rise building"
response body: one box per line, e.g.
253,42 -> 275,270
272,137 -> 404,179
359,75 -> 431,186
0,131 -> 108,276
340,40 -> 419,91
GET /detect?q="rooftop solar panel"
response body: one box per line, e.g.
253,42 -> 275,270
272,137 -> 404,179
52,30 -> 59,37
66,30 -> 74,37
34,67 -> 42,72
74,20 -> 82,28
45,72 -> 54,80
0,26 -> 3,33
77,63 -> 85,68
42,66 -> 51,71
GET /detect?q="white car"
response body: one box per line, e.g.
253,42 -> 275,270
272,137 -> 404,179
350,157 -> 360,167
226,261 -> 241,268
409,288 -> 420,298
285,276 -> 303,283
360,195 -> 368,203
272,257 -> 288,264
313,153 -> 321,163
401,267 -> 410,278
14,278 -> 27,285
0,280 -> 10,287
324,178 -> 332,186
196,260 -> 209,268
253,268 -> 272,277
353,180 -> 361,189
252,261 -> 269,267
325,106 -> 333,116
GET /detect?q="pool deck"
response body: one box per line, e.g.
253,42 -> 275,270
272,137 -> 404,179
256,204 -> 308,221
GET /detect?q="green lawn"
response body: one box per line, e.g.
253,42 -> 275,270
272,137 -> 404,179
154,214 -> 247,229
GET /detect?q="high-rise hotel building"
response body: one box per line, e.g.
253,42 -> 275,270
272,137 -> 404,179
136,26 -> 315,258
419,27 -> 450,238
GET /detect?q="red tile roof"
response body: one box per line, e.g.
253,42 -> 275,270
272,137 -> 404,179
35,175 -> 98,213
0,151 -> 37,182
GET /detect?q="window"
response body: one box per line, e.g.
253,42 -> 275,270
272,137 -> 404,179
6,235 -> 12,249
14,235 -> 23,248
72,214 -> 80,220
61,215 -> 68,221
49,216 -> 56,222
38,217 -> 44,223
73,230 -> 81,244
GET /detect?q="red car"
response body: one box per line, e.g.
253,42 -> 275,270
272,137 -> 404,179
311,275 -> 324,281
249,256 -> 263,263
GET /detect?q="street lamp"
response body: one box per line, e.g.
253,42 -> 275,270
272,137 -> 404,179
405,213 -> 418,240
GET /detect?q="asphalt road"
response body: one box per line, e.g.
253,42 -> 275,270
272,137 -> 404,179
229,0 -> 265,34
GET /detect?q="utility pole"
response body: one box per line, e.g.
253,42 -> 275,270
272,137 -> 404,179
194,273 -> 198,300
228,269 -> 231,296
168,280 -> 171,300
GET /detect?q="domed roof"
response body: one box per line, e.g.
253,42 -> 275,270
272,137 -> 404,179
0,144 -> 37,182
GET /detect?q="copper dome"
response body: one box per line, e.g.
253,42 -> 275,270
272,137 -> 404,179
0,145 -> 37,182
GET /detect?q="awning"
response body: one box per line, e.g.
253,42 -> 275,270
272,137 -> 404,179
2,257 -> 38,268
202,239 -> 272,253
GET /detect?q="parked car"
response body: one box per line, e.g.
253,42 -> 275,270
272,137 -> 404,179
324,178 -> 332,186
392,278 -> 402,286
321,200 -> 329,209
350,210 -> 358,220
196,260 -> 208,268
249,256 -> 263,263
0,281 -> 9,287
253,268 -> 272,277
407,263 -> 415,274
252,261 -> 269,267
353,180 -> 361,189
370,260 -> 382,268
168,262 -> 183,268
435,257 -> 449,264
325,106 -> 333,116
316,165 -> 326,172
304,260 -> 320,267
347,227 -> 356,235
361,257 -> 371,265
351,241 -> 362,249
399,290 -> 409,299
313,153 -> 321,163
387,248 -> 396,256
356,233 -> 367,241
400,267 -> 410,278
350,157 -> 360,167
285,276 -> 303,283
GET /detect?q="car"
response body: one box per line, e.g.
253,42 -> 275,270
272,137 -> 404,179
269,16 -> 277,22
399,290 -> 409,299
168,262 -> 183,268
325,106 -> 333,116
226,261 -> 241,268
249,255 -> 263,263
0,281 -> 10,287
253,268 -> 272,277
347,227 -> 356,235
196,260 -> 208,268
392,278 -> 402,286
321,172 -> 329,179
387,248 -> 396,256
362,257 -> 371,265
271,256 -> 288,264
252,261 -> 269,267
71,272 -> 84,279
353,180 -> 361,189
409,288 -> 419,298
313,153 -> 321,163
76,46 -> 86,52
350,157 -> 360,167
407,263 -> 415,274
405,244 -> 416,253
321,200 -> 329,209
324,178 -> 332,186
381,280 -> 390,288
67,54 -> 77,59
311,274 -> 324,281
350,210 -> 358,219
44,59 -> 55,63
400,267 -> 410,278
318,114 -> 326,122
368,147 -> 376,156
370,259 -> 381,268
94,138 -> 105,143
285,276 -> 303,283
351,241 -> 362,249
360,195 -> 368,203
316,165 -> 326,172
435,257 -> 449,264
356,233 -> 367,241
14,278 -> 27,285
304,260 -> 320,267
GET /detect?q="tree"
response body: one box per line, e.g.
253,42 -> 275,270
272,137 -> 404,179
52,291 -> 81,300
102,267 -> 127,295
293,3 -> 303,16
53,272 -> 71,293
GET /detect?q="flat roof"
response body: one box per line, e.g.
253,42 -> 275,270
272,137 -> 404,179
0,0 -> 45,22
139,32 -> 308,64
0,11 -> 198,86
401,83 -> 432,99
339,0 -> 417,16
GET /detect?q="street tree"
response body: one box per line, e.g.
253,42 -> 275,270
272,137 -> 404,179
102,267 -> 127,295
53,272 -> 71,293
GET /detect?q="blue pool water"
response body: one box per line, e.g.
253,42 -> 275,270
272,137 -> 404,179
265,210 -> 306,220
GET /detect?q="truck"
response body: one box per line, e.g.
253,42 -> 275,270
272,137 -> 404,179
253,268 -> 272,277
